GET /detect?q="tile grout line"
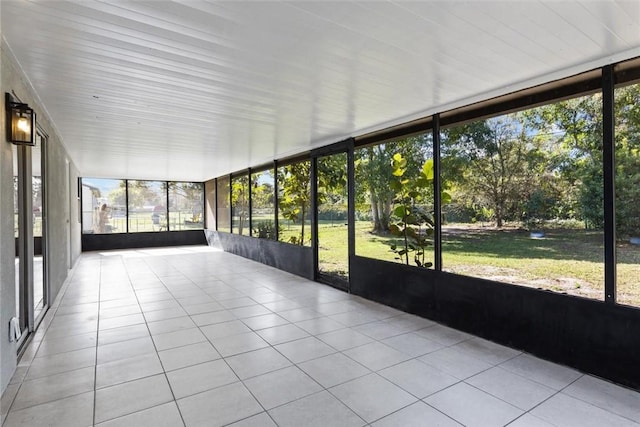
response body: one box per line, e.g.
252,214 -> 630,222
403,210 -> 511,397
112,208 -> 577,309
135,253 -> 188,427
92,254 -> 104,426
2,258 -> 89,424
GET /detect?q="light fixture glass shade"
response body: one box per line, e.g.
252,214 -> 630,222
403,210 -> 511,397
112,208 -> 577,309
6,93 -> 35,146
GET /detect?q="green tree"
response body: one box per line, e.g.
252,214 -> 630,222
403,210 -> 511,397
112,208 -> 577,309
615,84 -> 640,238
525,93 -> 603,228
389,153 -> 438,267
442,116 -> 534,227
231,175 -> 249,235
278,162 -> 311,245
355,135 -> 431,233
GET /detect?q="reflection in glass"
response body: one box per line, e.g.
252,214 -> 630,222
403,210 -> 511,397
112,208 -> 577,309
205,179 -> 216,229
216,176 -> 231,232
33,134 -> 45,318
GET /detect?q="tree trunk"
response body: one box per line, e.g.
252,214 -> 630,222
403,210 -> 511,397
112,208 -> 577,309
370,194 -> 381,232
381,197 -> 392,231
495,208 -> 503,228
299,205 -> 306,245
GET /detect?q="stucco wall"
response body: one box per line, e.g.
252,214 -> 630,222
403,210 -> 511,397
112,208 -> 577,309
1,40 -> 81,393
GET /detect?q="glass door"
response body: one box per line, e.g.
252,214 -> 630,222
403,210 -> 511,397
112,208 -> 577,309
13,129 -> 48,351
316,152 -> 349,289
33,132 -> 47,323
13,143 -> 28,347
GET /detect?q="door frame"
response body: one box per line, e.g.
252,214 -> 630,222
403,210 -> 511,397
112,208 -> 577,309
311,138 -> 355,292
14,126 -> 49,355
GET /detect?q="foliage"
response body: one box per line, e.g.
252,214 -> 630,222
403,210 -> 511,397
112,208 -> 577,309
251,172 -> 274,209
253,220 -> 280,240
355,136 -> 432,233
388,153 -> 437,268
231,175 -> 249,234
126,180 -> 167,209
278,161 -> 311,245
614,84 -> 640,238
169,182 -> 203,222
441,116 -> 539,228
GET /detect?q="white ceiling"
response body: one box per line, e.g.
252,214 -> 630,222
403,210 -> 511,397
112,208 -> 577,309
2,1 -> 640,182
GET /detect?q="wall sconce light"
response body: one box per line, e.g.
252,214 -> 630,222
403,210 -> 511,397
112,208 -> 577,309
5,92 -> 35,146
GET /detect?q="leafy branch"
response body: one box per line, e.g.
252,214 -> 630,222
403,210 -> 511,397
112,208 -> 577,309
389,153 -> 449,268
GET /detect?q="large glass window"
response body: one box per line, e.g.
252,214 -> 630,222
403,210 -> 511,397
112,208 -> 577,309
277,160 -> 312,246
251,169 -> 276,239
128,180 -> 167,232
216,176 -> 231,232
169,182 -> 204,231
317,153 -> 349,280
81,178 -> 126,234
615,82 -> 640,308
355,133 -> 435,267
441,93 -> 604,300
231,174 -> 250,235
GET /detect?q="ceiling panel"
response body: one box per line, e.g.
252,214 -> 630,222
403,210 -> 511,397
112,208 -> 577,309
2,0 -> 640,181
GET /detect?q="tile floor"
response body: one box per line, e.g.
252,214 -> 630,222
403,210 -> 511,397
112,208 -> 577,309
2,246 -> 639,427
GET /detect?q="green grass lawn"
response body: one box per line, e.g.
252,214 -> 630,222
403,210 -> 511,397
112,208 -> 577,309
348,221 -> 640,306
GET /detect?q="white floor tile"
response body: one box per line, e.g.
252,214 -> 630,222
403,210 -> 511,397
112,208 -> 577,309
274,336 -> 336,363
226,347 -> 292,380
226,412 -> 277,427
167,359 -> 239,399
97,336 -> 156,365
243,366 -> 323,410
209,331 -> 269,357
177,382 -> 262,427
426,382 -> 523,427
12,366 -> 95,411
256,324 -> 310,345
419,347 -> 493,380
3,391 -> 94,427
152,327 -> 207,351
96,353 -> 164,389
5,247 -> 640,427
25,347 -> 96,380
466,367 -> 556,411
316,328 -> 374,351
269,390 -> 364,427
98,323 -> 150,346
371,401 -> 461,427
531,393 -> 636,427
499,353 -> 582,390
379,359 -> 459,398
563,375 -> 640,422
298,352 -> 370,388
329,373 -> 417,423
95,402 -> 185,427
343,341 -> 411,371
95,374 -> 173,423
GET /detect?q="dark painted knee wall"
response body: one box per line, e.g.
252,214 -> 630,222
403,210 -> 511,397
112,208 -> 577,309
208,231 -> 314,280
350,255 -> 640,391
82,230 -> 206,251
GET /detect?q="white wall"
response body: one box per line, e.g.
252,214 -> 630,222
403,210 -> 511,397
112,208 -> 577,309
0,38 -> 82,393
